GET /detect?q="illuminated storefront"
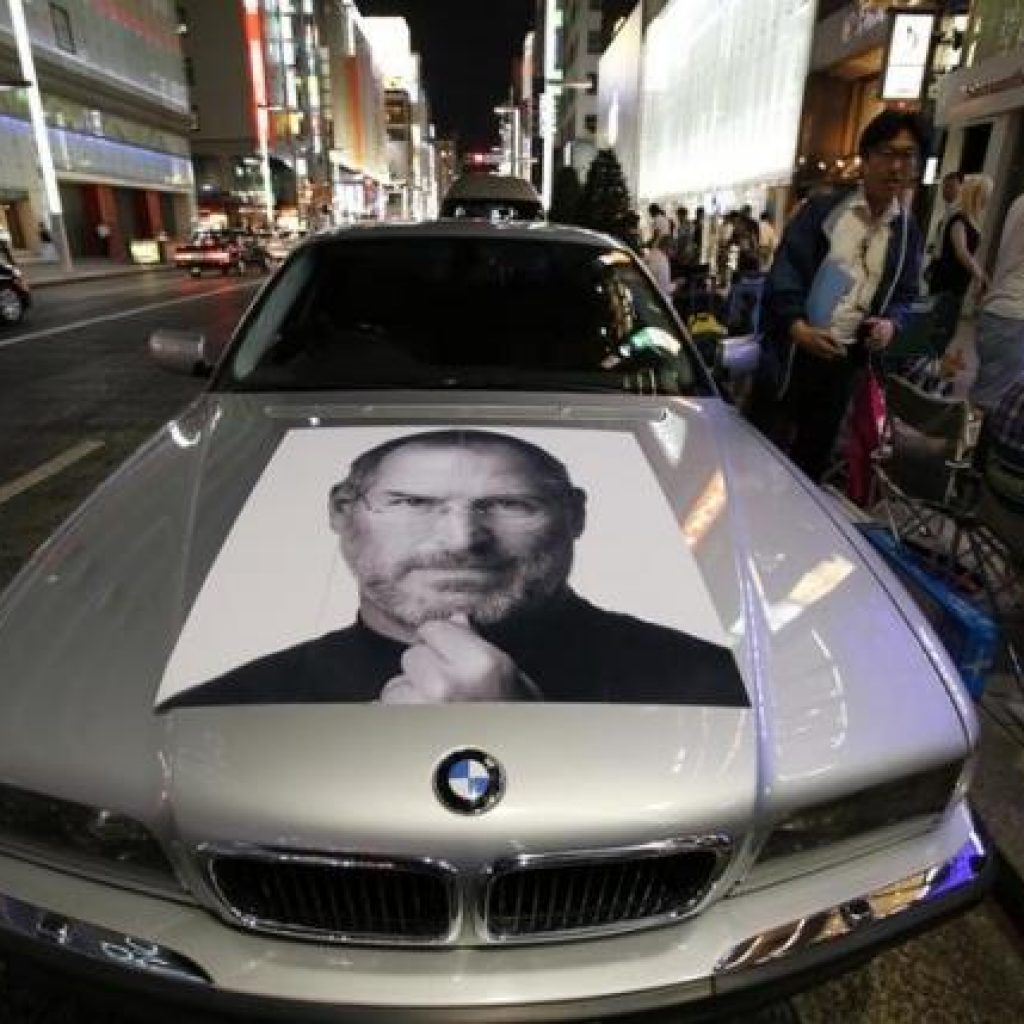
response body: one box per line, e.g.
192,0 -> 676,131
638,0 -> 816,215
597,3 -> 642,204
0,0 -> 193,258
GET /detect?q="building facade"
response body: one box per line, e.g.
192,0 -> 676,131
181,0 -> 338,231
0,0 -> 193,259
937,0 -> 1024,263
321,0 -> 388,221
362,16 -> 436,221
596,2 -> 642,203
558,0 -> 602,176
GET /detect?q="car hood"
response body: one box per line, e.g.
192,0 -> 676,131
0,393 -> 973,861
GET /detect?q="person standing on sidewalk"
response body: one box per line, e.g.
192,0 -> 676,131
644,233 -> 675,296
928,173 -> 991,353
758,212 -> 778,272
926,171 -> 962,268
96,221 -> 111,258
749,109 -> 926,482
972,191 -> 1024,410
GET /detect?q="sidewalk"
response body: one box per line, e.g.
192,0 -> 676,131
15,256 -> 179,289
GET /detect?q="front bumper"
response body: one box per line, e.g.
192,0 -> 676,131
0,807 -> 991,1022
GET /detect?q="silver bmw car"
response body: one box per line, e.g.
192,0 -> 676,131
0,222 -> 989,1020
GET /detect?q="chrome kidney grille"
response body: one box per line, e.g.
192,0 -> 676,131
205,839 -> 727,946
208,854 -> 456,943
485,848 -> 722,940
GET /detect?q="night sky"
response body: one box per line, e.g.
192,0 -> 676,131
357,0 -> 536,151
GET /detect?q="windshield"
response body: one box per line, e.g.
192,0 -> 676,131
218,236 -> 705,395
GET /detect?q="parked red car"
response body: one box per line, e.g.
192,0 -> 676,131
173,230 -> 270,277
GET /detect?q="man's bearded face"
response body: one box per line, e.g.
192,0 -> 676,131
338,446 -> 582,630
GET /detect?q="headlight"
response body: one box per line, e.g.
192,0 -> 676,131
0,782 -> 185,899
757,761 -> 964,864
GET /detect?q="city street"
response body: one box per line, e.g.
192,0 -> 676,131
0,271 -> 261,589
0,271 -> 1022,1023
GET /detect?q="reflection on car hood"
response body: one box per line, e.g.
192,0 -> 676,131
0,393 -> 973,853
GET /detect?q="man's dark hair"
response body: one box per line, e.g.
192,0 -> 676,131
943,170 -> 965,184
858,109 -> 928,159
648,203 -> 664,217
331,429 -> 581,508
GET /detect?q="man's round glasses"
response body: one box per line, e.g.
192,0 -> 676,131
871,147 -> 918,166
354,492 -> 553,528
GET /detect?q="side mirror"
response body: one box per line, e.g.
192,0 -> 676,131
148,329 -> 210,377
715,333 -> 761,381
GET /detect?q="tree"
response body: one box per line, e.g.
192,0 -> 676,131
548,166 -> 583,225
577,149 -> 632,237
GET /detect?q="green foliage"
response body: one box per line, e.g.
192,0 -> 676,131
577,149 -> 632,236
549,166 -> 583,225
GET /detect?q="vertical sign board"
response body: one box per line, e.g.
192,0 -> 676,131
881,8 -> 938,102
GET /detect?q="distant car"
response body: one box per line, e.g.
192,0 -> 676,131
441,172 -> 545,221
0,220 -> 990,1021
173,230 -> 271,277
0,260 -> 30,326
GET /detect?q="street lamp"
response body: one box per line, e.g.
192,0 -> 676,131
6,0 -> 73,271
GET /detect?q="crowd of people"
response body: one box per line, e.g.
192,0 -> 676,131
634,107 -> 1022,557
623,201 -> 778,304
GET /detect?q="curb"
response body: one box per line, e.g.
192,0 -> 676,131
24,264 -> 180,290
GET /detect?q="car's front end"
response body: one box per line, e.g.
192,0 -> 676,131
0,224 -> 991,1020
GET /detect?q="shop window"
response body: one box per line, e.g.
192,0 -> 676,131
49,3 -> 75,53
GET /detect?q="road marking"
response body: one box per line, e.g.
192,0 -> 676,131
0,439 -> 106,507
0,281 -> 260,351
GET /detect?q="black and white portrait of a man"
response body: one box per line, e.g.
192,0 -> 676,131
158,428 -> 748,709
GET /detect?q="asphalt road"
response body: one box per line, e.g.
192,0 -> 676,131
0,272 -> 1021,1023
0,270 -> 261,588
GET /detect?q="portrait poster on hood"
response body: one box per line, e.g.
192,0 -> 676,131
156,426 -> 749,710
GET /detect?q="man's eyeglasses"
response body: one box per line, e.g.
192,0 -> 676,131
870,146 -> 918,166
353,492 -> 553,528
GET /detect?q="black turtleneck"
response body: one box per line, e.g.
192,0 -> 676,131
158,591 -> 748,710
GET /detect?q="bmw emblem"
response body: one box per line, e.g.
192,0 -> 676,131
435,749 -> 504,815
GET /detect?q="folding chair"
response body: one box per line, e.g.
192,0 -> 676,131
871,373 -> 976,561
960,430 -> 1024,617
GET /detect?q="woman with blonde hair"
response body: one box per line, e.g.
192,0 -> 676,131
973,187 -> 1024,408
928,172 -> 992,351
